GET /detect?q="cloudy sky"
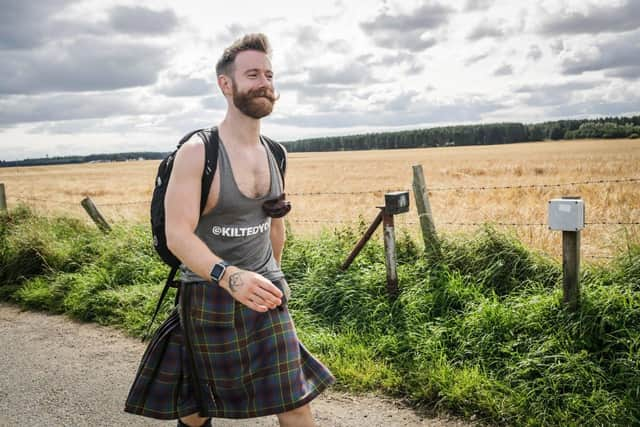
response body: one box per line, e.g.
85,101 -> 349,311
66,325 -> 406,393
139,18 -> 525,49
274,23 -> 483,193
1,0 -> 639,161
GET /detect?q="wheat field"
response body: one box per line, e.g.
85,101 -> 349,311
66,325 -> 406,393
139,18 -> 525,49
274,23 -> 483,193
2,138 -> 639,260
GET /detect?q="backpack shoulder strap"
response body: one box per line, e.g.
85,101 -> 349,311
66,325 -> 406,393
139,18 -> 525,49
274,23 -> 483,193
261,135 -> 287,189
143,265 -> 178,342
177,128 -> 205,148
198,127 -> 219,213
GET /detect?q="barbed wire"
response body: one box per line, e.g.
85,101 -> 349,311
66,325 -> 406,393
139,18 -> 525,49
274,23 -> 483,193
288,189 -> 407,196
291,219 -> 640,227
99,201 -> 148,206
427,177 -> 640,192
13,197 -> 77,206
9,177 -> 638,205
286,177 -> 640,196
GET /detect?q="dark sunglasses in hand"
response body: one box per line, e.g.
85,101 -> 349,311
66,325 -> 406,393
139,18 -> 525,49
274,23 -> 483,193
262,193 -> 291,218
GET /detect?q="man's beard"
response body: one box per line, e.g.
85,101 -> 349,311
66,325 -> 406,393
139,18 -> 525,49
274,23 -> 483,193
232,80 -> 277,119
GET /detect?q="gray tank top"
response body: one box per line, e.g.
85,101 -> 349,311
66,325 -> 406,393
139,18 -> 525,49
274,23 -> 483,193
180,136 -> 285,283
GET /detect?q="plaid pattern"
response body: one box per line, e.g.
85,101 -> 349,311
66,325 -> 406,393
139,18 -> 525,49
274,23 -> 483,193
124,280 -> 335,420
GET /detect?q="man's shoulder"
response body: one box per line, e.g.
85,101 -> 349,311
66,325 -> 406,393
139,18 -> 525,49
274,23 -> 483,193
174,134 -> 206,169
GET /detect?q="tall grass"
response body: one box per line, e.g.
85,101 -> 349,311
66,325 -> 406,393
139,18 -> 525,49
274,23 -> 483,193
1,206 -> 639,426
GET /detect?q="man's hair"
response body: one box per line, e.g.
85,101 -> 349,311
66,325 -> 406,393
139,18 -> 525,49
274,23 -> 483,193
216,33 -> 271,77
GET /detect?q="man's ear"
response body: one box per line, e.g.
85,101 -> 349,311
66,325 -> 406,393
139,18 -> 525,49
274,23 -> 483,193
218,74 -> 232,96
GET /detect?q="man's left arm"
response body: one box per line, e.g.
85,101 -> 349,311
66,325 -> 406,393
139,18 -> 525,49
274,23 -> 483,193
270,217 -> 286,266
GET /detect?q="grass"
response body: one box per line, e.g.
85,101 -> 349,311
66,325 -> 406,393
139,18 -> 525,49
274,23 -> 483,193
1,205 -> 639,426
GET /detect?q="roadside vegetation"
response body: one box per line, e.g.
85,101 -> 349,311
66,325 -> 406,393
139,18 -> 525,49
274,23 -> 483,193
1,206 -> 638,426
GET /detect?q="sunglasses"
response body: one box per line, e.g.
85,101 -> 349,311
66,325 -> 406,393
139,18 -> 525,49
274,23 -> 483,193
262,193 -> 291,218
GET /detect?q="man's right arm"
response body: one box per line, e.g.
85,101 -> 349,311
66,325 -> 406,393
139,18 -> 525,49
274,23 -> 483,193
164,139 -> 282,312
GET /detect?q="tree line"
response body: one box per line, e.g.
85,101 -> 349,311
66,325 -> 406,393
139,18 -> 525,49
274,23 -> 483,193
0,152 -> 166,168
282,115 -> 640,152
2,115 -> 639,167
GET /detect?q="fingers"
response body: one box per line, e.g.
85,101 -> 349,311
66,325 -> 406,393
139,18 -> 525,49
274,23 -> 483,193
246,296 -> 269,312
255,277 -> 283,299
226,270 -> 284,312
252,286 -> 281,308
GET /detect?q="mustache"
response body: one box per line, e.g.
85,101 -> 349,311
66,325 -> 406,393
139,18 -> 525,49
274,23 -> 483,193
248,87 -> 280,102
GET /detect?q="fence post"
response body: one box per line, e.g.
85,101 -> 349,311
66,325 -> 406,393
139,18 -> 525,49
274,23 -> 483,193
562,229 -> 580,311
548,196 -> 584,312
81,197 -> 111,233
341,209 -> 384,270
0,183 -> 6,212
412,165 -> 441,257
382,210 -> 399,299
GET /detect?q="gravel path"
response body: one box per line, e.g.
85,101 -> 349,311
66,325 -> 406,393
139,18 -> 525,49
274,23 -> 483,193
0,303 -> 475,427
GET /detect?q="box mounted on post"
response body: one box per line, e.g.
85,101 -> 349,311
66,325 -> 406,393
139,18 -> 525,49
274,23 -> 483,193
548,197 -> 584,311
548,198 -> 585,231
384,191 -> 410,215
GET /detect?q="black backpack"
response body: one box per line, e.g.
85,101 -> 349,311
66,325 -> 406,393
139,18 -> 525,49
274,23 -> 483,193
144,126 -> 287,339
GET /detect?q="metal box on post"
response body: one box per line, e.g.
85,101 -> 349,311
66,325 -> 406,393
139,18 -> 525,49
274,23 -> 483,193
384,191 -> 410,215
548,198 -> 585,231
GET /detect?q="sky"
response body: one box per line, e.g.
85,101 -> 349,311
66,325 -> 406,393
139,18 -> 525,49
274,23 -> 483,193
1,0 -> 639,161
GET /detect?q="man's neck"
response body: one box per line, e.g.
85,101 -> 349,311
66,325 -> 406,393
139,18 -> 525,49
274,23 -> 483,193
219,111 -> 261,147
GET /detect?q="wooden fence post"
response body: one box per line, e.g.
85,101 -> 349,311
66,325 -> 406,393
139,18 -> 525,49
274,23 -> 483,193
341,209 -> 384,270
0,183 -> 6,212
382,211 -> 399,299
548,196 -> 584,312
412,165 -> 441,257
562,229 -> 580,311
81,197 -> 111,233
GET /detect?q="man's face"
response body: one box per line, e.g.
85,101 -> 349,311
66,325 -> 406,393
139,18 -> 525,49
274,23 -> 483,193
229,50 -> 276,119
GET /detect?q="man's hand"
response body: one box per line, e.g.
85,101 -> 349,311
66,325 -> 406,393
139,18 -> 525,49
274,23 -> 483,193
219,267 -> 283,312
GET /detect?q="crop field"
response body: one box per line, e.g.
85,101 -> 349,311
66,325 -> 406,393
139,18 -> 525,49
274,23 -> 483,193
1,138 -> 639,259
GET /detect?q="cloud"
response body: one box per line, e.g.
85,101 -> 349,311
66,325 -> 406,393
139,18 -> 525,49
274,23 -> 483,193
561,30 -> 640,76
108,6 -> 178,34
467,22 -> 506,40
550,40 -> 565,55
549,100 -> 640,118
465,52 -> 490,66
201,95 -> 227,110
465,0 -> 493,12
354,52 -> 425,75
539,1 -> 640,35
0,2 -> 178,50
527,44 -> 543,61
0,92 -> 175,126
605,66 -> 640,81
272,98 -> 504,128
360,3 -> 452,51
158,76 -> 215,97
308,63 -> 378,86
0,0 -> 78,49
515,81 -> 595,107
493,64 -> 514,76
0,37 -> 170,94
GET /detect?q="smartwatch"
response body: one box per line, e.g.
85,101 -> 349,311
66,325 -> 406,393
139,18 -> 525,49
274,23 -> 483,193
209,260 -> 230,284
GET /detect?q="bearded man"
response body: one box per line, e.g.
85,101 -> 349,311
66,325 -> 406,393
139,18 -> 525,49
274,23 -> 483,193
125,33 -> 335,427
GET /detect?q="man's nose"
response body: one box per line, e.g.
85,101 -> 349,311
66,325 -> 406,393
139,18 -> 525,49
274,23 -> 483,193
256,74 -> 272,88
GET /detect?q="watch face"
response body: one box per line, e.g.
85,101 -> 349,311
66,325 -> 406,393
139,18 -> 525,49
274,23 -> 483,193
211,263 -> 225,281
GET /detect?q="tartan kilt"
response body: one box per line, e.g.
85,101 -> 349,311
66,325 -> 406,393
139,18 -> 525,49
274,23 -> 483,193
124,279 -> 335,420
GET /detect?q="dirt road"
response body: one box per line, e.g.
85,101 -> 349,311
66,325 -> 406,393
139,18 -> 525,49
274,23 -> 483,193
0,303 -> 474,427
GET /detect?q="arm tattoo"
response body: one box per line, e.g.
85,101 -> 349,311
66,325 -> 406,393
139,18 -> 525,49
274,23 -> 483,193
228,272 -> 244,293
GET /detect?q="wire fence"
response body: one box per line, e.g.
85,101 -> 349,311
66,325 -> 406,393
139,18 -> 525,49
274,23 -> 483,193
6,175 -> 639,260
